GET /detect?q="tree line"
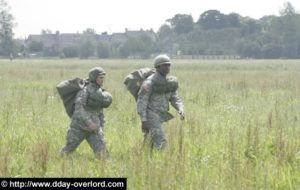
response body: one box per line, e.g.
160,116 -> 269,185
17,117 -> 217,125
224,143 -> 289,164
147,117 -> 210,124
1,0 -> 300,59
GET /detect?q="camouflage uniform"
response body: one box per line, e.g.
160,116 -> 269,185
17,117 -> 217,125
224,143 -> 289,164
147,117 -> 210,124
137,71 -> 184,150
60,68 -> 109,159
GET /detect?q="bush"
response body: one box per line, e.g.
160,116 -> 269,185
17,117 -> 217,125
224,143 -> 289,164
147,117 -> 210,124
237,41 -> 261,58
28,41 -> 44,53
97,43 -> 110,58
63,46 -> 78,58
262,44 -> 283,59
59,52 -> 65,59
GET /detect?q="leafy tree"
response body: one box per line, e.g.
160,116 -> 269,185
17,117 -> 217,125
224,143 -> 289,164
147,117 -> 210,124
97,42 -> 110,58
79,40 -> 95,59
237,41 -> 261,58
269,3 -> 300,58
226,13 -> 241,27
198,10 -> 227,30
78,34 -> 96,59
157,24 -> 175,53
280,1 -> 296,16
0,0 -> 15,56
83,28 -> 96,34
157,24 -> 173,39
262,43 -> 283,58
240,19 -> 262,36
12,39 -> 23,56
43,48 -> 59,57
167,14 -> 194,34
119,34 -> 155,58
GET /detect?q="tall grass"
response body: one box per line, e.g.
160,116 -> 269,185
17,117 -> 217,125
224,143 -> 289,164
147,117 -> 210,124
0,59 -> 300,189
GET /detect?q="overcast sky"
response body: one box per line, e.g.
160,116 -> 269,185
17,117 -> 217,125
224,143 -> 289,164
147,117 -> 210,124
8,0 -> 300,38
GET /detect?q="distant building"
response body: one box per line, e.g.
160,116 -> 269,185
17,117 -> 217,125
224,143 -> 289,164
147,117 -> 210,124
25,29 -> 156,52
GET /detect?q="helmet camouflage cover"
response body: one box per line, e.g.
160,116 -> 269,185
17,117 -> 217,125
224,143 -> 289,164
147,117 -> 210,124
154,54 -> 171,68
88,67 -> 106,81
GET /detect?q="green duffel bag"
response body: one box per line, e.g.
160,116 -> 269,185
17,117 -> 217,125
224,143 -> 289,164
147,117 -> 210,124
56,78 -> 88,118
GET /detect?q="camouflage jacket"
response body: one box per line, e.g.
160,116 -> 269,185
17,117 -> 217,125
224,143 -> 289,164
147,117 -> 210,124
70,82 -> 105,131
137,71 -> 184,122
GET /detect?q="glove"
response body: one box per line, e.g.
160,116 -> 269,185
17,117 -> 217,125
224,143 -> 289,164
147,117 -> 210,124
142,121 -> 150,133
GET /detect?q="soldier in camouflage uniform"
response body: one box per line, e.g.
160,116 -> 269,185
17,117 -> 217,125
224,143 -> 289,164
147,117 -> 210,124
60,67 -> 111,159
137,54 -> 184,150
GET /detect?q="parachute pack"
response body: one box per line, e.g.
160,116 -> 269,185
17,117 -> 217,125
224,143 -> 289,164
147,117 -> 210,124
56,78 -> 88,118
124,68 -> 179,100
123,68 -> 155,101
57,78 -> 113,117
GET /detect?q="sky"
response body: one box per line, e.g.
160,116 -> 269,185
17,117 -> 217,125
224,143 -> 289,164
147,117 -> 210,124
8,0 -> 300,39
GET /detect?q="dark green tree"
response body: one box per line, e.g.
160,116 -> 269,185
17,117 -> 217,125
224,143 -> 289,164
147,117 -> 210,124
198,10 -> 227,30
237,41 -> 261,58
226,13 -> 241,27
262,43 -> 283,58
280,1 -> 296,16
119,34 -> 155,58
28,41 -> 43,52
157,24 -> 175,53
97,42 -> 110,58
0,0 -> 15,56
83,28 -> 96,34
63,45 -> 78,58
167,14 -> 194,34
78,33 -> 96,59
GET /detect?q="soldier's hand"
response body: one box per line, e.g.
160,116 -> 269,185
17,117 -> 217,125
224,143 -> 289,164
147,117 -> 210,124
142,121 -> 150,133
89,123 -> 98,132
178,110 -> 185,120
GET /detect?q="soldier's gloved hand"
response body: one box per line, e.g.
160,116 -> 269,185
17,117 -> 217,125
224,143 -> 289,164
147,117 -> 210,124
89,123 -> 98,132
178,110 -> 185,120
142,121 -> 150,133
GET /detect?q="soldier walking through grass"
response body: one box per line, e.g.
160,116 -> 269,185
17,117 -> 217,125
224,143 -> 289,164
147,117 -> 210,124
137,54 -> 184,150
60,67 -> 112,159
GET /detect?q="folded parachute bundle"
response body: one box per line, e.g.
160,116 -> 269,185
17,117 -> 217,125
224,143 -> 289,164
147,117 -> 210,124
86,89 -> 113,109
123,68 -> 155,101
56,78 -> 88,118
152,76 -> 178,94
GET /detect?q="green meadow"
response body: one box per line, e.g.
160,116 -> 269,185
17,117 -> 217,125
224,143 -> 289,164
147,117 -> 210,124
0,59 -> 300,189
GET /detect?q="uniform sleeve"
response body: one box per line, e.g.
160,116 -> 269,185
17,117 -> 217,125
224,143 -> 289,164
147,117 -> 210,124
169,91 -> 184,112
74,88 -> 93,127
98,109 -> 105,128
137,80 -> 152,122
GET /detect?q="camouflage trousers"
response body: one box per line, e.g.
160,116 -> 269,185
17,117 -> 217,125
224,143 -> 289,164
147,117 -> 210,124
60,128 -> 109,159
144,110 -> 167,150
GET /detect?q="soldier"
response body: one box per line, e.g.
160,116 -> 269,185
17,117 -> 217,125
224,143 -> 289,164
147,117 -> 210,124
60,67 -> 112,159
137,54 -> 184,150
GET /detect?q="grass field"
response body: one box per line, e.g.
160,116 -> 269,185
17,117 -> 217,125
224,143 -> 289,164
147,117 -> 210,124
0,59 -> 300,189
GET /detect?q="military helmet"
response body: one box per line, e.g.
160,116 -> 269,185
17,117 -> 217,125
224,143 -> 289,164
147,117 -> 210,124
86,89 -> 112,109
88,67 -> 106,81
101,91 -> 113,108
154,54 -> 171,68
